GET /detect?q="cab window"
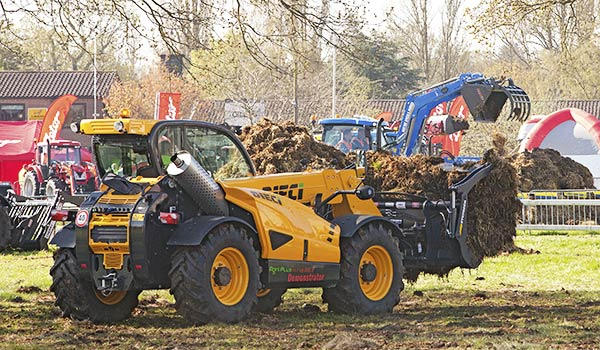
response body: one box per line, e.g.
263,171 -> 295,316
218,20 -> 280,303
157,126 -> 183,170
183,126 -> 251,180
322,125 -> 371,153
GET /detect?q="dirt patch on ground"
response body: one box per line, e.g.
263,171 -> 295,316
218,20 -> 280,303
17,286 -> 44,294
239,119 -> 349,174
509,148 -> 595,191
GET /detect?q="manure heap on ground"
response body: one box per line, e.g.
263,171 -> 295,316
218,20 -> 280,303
239,119 -> 349,175
509,148 -> 595,191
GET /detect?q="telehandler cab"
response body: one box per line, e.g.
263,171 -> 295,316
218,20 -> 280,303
50,116 -> 490,324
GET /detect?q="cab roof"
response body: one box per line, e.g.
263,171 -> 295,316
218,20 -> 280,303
318,117 -> 388,127
46,140 -> 81,147
79,118 -> 159,135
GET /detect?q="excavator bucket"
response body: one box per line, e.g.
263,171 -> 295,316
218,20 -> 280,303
461,79 -> 530,123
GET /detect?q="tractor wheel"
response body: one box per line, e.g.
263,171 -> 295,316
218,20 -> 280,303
169,223 -> 260,324
45,178 -> 64,199
0,206 -> 16,251
38,231 -> 50,250
322,223 -> 404,315
253,288 -> 286,313
22,171 -> 40,197
50,248 -> 140,323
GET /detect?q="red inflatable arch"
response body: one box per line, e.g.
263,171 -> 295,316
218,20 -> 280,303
520,108 -> 600,152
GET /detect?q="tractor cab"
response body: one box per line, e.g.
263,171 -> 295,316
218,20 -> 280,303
37,140 -> 82,166
87,119 -> 256,181
34,140 -> 82,178
319,117 -> 396,154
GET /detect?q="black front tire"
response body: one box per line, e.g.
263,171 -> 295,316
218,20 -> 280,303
169,223 -> 261,324
50,248 -> 140,323
322,223 -> 404,315
0,206 -> 17,251
253,288 -> 286,313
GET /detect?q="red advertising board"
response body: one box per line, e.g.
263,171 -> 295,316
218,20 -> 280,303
154,92 -> 181,120
38,95 -> 77,142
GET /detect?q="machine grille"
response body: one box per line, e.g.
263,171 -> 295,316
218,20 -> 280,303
98,195 -> 138,205
91,226 -> 127,243
104,253 -> 124,269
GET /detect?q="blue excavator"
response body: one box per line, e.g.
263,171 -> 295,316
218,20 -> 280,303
318,72 -> 531,159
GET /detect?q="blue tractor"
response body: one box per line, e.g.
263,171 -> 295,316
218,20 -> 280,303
318,116 -> 395,153
318,73 -> 531,162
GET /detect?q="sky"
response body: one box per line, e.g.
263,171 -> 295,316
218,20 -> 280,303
135,0 -> 486,71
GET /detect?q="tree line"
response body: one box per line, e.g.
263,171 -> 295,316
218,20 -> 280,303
0,0 -> 598,120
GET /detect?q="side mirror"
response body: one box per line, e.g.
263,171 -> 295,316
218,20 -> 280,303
356,185 -> 375,200
376,118 -> 384,151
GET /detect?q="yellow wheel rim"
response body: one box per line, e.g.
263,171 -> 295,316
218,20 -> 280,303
95,290 -> 127,305
257,289 -> 271,297
211,247 -> 249,306
358,245 -> 393,301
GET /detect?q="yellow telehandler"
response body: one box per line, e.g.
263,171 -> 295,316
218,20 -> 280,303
50,115 -> 489,323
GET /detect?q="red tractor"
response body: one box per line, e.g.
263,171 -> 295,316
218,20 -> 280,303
21,140 -> 99,199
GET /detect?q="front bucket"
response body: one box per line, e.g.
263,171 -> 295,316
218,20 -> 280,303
461,80 -> 530,123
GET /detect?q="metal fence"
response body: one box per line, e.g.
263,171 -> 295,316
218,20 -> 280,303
6,193 -> 60,244
517,190 -> 600,231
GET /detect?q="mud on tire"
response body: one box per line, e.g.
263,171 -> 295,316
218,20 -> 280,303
169,223 -> 261,324
253,288 -> 286,313
322,223 -> 404,315
50,248 -> 140,323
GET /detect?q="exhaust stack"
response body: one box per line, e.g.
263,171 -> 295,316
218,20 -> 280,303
167,151 -> 229,216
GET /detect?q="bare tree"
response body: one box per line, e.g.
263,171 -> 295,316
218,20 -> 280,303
393,0 -> 437,83
0,0 -> 142,71
438,0 -> 467,80
391,0 -> 471,83
470,0 -> 597,55
0,0 -> 365,75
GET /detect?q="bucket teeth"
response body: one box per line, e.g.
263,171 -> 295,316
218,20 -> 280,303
504,84 -> 531,122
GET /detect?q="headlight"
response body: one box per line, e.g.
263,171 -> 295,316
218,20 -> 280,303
114,121 -> 125,132
70,122 -> 80,133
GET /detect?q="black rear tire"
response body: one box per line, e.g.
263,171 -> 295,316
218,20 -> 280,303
253,288 -> 286,313
169,223 -> 261,324
50,248 -> 140,323
322,223 -> 404,315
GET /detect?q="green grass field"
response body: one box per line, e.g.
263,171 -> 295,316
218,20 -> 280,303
1,232 -> 600,349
